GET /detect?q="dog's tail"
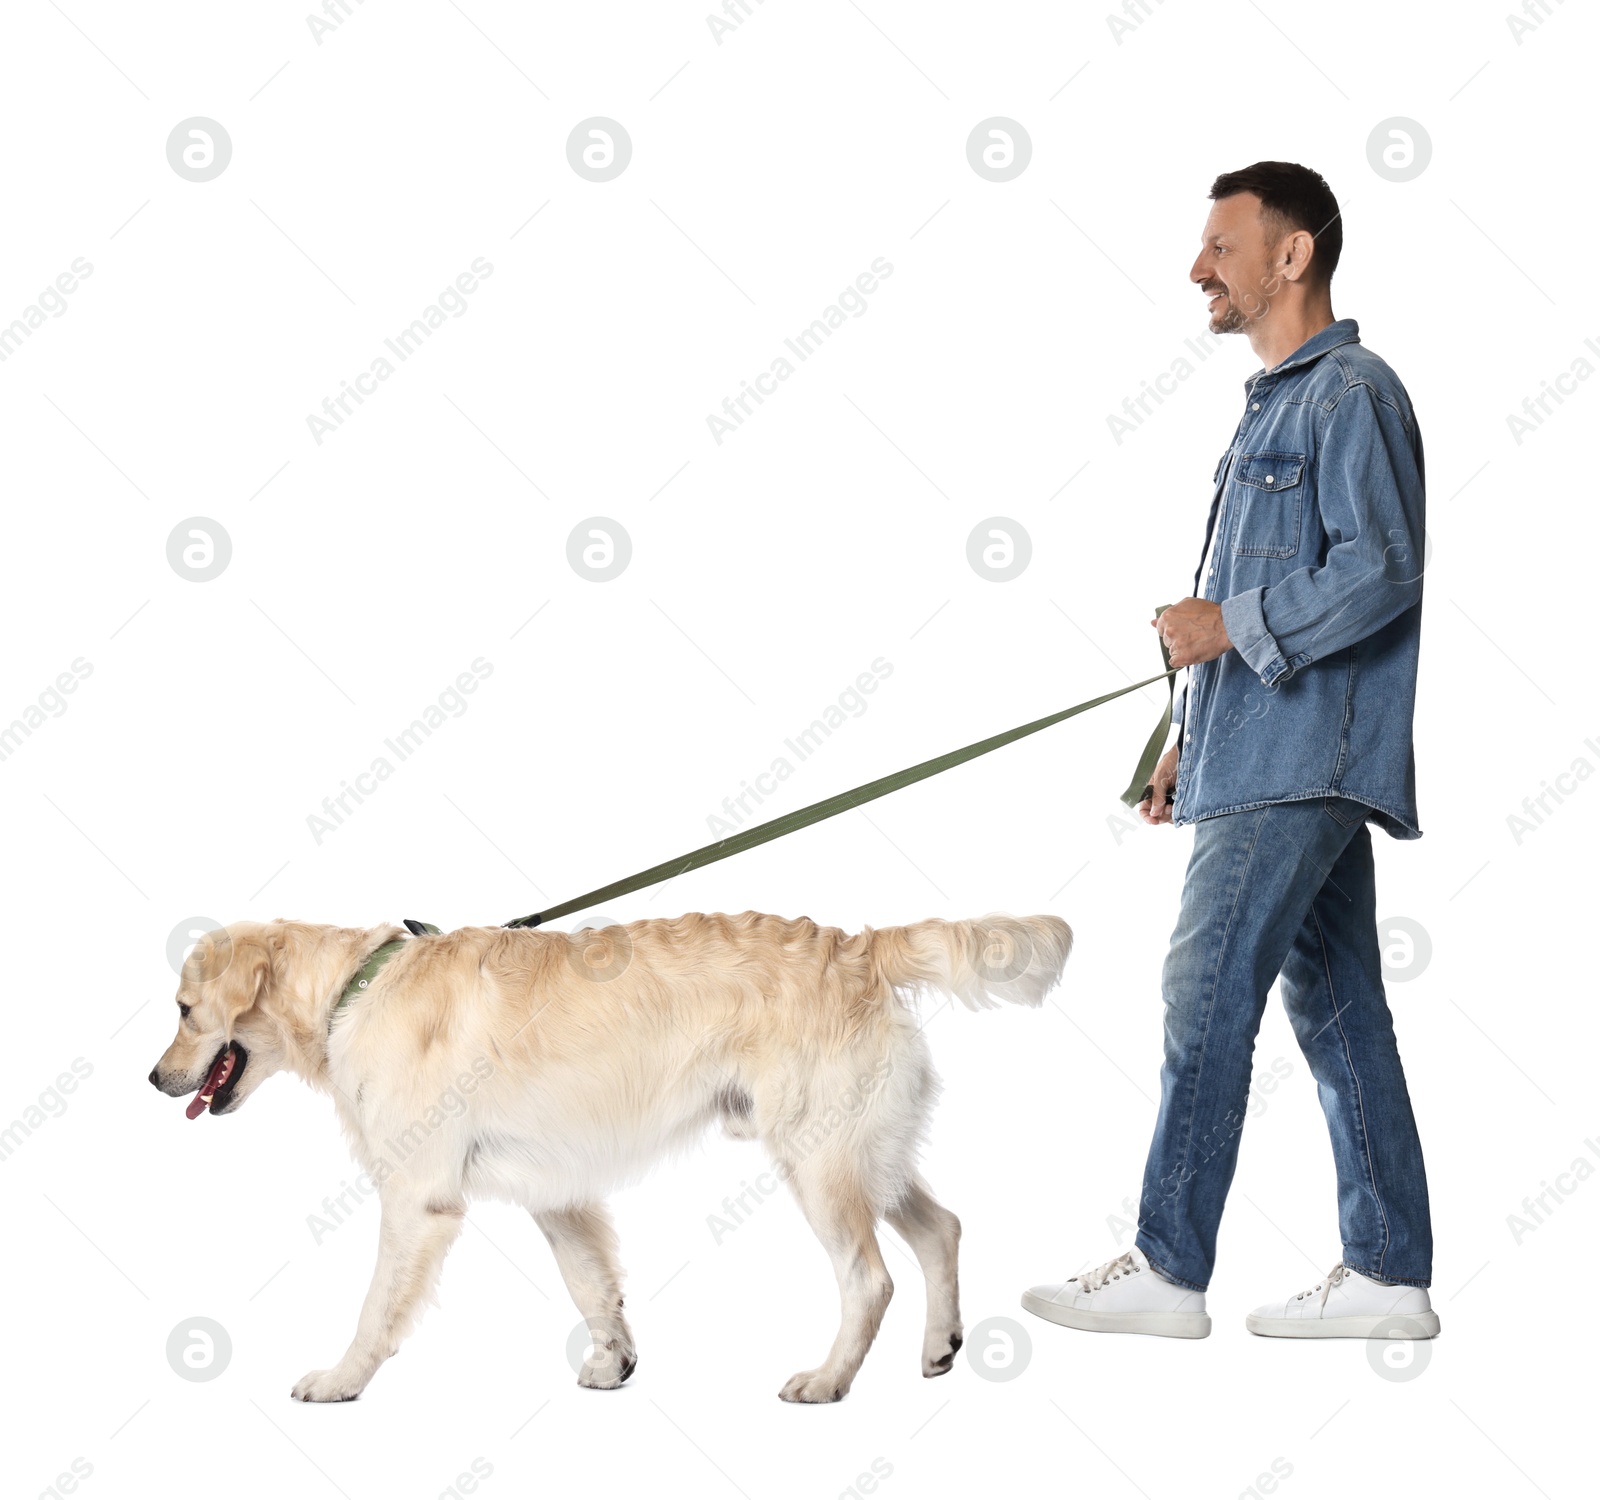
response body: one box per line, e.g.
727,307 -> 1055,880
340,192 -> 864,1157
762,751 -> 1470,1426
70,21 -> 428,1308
867,914 -> 1072,1012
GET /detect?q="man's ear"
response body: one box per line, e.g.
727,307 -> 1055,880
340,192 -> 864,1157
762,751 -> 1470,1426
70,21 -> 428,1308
1281,228 -> 1316,283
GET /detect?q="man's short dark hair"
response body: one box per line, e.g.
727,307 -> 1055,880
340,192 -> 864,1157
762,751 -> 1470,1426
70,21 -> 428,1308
1209,161 -> 1342,283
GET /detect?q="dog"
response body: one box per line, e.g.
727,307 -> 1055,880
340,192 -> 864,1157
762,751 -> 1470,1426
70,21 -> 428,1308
149,910 -> 1070,1402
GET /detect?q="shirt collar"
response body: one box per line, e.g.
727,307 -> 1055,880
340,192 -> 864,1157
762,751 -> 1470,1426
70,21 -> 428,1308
1244,317 -> 1360,389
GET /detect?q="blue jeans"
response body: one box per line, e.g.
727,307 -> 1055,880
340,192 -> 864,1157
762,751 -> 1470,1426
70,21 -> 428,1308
1136,796 -> 1433,1291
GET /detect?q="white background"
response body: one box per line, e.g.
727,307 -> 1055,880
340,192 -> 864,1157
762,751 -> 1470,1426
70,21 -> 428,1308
2,2 -> 1594,1497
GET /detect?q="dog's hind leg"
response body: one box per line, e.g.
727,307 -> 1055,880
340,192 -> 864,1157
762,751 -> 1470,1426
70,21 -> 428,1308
534,1202 -> 637,1390
777,1161 -> 894,1403
292,1193 -> 464,1402
885,1175 -> 963,1377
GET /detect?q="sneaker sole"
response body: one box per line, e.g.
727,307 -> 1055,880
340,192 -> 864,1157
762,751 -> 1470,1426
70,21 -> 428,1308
1020,1290 -> 1211,1339
1244,1310 -> 1441,1339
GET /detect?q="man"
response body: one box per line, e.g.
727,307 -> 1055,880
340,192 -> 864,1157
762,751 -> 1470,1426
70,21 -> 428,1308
1023,162 -> 1437,1340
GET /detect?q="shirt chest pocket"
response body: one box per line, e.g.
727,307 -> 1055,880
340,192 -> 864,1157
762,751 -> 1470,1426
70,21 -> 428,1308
1230,451 -> 1307,559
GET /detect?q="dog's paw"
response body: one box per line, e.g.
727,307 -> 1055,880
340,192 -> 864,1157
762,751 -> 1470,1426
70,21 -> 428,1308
923,1330 -> 963,1378
576,1339 -> 637,1390
290,1367 -> 365,1402
778,1368 -> 846,1404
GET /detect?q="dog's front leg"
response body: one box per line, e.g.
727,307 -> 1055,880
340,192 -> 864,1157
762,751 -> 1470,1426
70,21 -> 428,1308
292,1195 -> 464,1402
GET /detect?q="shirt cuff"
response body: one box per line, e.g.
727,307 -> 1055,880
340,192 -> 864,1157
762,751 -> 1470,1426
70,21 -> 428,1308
1220,588 -> 1293,686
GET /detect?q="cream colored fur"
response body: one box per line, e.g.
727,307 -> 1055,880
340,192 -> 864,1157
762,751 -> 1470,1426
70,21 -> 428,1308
150,910 -> 1071,1403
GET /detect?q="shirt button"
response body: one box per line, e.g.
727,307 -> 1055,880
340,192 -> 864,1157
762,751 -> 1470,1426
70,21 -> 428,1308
1264,474 -> 1275,485
1251,402 -> 1260,411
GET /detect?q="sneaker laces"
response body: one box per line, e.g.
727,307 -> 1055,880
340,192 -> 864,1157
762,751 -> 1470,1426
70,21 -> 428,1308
1073,1250 -> 1145,1295
1293,1262 -> 1349,1308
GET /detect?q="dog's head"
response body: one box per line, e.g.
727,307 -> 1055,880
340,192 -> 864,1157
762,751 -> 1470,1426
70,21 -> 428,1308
149,923 -> 283,1119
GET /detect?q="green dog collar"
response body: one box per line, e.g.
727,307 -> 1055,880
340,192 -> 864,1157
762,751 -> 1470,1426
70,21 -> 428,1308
329,922 -> 440,1033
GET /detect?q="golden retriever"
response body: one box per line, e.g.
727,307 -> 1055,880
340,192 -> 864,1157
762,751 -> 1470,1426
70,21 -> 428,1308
149,911 -> 1070,1402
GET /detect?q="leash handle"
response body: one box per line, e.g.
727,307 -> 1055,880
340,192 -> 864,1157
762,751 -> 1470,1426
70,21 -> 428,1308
505,623 -> 1176,930
1120,604 -> 1177,809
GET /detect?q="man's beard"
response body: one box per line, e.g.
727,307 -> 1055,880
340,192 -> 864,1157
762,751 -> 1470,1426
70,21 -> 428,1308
1207,293 -> 1248,334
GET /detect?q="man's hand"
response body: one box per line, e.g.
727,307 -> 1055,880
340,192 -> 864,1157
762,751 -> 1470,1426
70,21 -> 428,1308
1137,743 -> 1181,826
1154,597 -> 1232,669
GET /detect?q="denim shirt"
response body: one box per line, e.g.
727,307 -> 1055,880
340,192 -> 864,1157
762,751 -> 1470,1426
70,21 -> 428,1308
1172,319 -> 1426,840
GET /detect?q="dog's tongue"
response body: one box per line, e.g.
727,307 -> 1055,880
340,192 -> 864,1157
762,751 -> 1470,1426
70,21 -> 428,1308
186,1047 -> 235,1119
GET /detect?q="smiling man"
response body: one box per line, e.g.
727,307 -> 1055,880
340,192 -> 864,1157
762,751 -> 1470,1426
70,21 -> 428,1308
1024,162 -> 1438,1341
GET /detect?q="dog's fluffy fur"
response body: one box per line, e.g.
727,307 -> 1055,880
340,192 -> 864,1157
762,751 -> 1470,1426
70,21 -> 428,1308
150,911 -> 1071,1402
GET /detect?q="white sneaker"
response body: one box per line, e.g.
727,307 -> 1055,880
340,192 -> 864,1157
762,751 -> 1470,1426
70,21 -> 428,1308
1021,1247 -> 1210,1338
1245,1262 -> 1440,1339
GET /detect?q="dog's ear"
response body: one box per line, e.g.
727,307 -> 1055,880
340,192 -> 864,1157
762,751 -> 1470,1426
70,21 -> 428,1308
216,935 -> 272,1025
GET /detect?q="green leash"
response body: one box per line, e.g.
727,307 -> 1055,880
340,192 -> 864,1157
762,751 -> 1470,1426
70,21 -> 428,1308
334,619 -> 1175,1005
503,612 -> 1177,930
